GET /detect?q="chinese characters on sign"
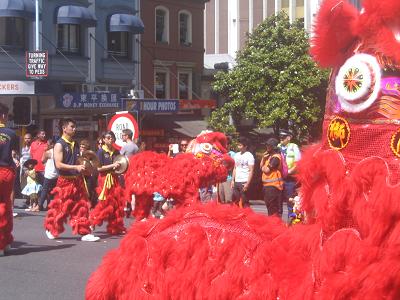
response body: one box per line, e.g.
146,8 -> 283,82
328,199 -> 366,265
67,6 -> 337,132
57,93 -> 121,109
26,51 -> 48,77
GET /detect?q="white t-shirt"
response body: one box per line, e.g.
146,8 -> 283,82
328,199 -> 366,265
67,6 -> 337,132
44,149 -> 58,180
234,151 -> 255,183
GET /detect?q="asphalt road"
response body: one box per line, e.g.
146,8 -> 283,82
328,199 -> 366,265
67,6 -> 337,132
0,199 -> 275,300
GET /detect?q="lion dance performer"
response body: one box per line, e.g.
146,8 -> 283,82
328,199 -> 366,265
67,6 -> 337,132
44,119 -> 99,242
89,131 -> 125,235
86,0 -> 400,298
0,103 -> 17,256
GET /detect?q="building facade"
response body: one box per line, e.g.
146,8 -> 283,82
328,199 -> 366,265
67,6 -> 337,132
204,0 -> 362,59
0,0 -> 143,144
140,0 -> 208,100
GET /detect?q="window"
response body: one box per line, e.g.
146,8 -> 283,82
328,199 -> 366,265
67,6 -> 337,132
0,17 -> 26,50
155,72 -> 168,99
178,72 -> 192,99
281,0 -> 290,15
179,11 -> 192,46
296,0 -> 304,19
155,7 -> 169,43
108,32 -> 129,58
57,24 -> 80,54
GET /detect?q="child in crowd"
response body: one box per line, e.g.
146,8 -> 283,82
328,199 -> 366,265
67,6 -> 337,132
152,192 -> 166,219
21,159 -> 42,212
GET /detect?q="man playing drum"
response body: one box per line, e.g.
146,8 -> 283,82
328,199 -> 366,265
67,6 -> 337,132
89,131 -> 126,235
44,118 -> 99,242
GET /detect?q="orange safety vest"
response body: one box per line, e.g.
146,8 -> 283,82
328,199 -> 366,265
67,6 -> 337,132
261,154 -> 283,190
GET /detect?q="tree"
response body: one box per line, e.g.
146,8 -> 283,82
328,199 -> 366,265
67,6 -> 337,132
209,12 -> 329,140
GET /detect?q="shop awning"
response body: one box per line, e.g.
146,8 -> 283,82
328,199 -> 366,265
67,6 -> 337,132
0,0 -> 35,19
109,14 -> 144,34
174,120 -> 209,138
56,5 -> 97,27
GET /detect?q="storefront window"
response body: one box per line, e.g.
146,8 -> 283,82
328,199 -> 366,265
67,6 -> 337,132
57,24 -> 80,54
0,17 -> 26,50
108,31 -> 129,58
155,72 -> 167,99
178,73 -> 190,99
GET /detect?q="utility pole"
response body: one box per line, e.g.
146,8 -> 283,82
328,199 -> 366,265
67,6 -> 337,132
35,0 -> 40,51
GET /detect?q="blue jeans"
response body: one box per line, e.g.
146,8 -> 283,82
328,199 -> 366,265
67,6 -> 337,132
39,177 -> 57,209
283,180 -> 297,216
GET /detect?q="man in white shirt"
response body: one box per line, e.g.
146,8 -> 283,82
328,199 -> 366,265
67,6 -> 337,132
231,137 -> 254,207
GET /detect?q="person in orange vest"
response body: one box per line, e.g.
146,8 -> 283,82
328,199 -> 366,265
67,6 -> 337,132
260,138 -> 283,216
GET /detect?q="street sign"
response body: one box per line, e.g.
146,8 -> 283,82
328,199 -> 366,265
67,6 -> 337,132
107,112 -> 139,150
26,51 -> 48,77
57,93 -> 121,109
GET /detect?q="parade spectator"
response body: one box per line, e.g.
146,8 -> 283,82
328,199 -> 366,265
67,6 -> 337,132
217,138 -> 235,204
38,138 -> 58,211
0,103 -> 18,256
231,137 -> 254,208
152,192 -> 165,219
79,139 -> 90,155
11,150 -> 21,216
168,139 -> 188,157
278,130 -> 301,216
97,137 -> 104,150
19,133 -> 32,204
120,129 -> 139,158
22,159 -> 42,212
30,130 -> 47,186
44,118 -> 99,242
260,138 -> 284,216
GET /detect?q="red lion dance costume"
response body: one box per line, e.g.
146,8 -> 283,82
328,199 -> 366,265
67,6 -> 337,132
86,1 -> 400,298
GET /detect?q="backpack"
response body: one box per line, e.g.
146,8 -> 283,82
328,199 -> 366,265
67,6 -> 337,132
279,152 -> 289,178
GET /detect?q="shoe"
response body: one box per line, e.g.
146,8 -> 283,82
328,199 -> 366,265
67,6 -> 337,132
0,250 -> 4,257
13,212 -> 18,217
46,230 -> 55,240
24,208 -> 31,211
81,234 -> 100,242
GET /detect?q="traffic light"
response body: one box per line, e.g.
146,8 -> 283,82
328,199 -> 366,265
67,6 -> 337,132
13,97 -> 31,126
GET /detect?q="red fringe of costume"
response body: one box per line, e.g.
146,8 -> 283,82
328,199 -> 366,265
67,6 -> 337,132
310,0 -> 359,68
44,176 -> 91,237
86,145 -> 400,299
124,151 -> 233,220
89,174 -> 125,235
0,167 -> 15,250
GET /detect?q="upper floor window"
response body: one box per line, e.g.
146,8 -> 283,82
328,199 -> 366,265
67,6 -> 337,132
155,7 -> 169,43
0,17 -> 26,50
108,31 -> 129,58
57,24 -> 80,54
178,72 -> 192,99
179,11 -> 192,46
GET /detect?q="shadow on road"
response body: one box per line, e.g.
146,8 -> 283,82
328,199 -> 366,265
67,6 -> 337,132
8,242 -> 75,256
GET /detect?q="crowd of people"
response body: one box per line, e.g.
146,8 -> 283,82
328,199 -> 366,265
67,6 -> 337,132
0,100 -> 303,256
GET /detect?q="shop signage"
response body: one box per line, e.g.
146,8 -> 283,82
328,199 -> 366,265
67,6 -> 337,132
57,93 -> 122,109
179,99 -> 216,110
141,129 -> 165,137
0,81 -> 35,95
26,51 -> 48,77
124,99 -> 179,112
107,112 -> 139,150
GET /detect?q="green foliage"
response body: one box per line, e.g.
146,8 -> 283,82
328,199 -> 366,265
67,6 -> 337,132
211,12 -> 329,139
